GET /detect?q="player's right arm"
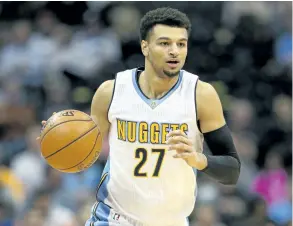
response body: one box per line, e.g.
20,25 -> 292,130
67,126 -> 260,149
90,80 -> 115,141
37,80 -> 115,149
37,80 -> 114,143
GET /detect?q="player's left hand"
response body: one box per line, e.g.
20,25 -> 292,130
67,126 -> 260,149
36,112 -> 56,142
166,130 -> 207,170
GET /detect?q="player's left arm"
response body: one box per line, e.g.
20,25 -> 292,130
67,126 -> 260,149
196,80 -> 241,185
167,80 -> 241,185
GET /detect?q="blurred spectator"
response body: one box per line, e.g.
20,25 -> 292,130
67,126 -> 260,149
63,11 -> 122,79
10,125 -> 46,201
27,188 -> 78,226
229,98 -> 255,133
251,150 -> 292,225
233,134 -> 259,200
273,94 -> 292,132
58,162 -> 103,212
275,32 -> 292,67
21,207 -> 46,226
34,10 -> 58,38
233,197 -> 271,226
0,20 -> 50,87
191,204 -> 227,226
217,186 -> 247,225
0,175 -> 20,226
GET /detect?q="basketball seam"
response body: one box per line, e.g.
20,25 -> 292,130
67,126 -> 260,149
58,131 -> 101,170
44,125 -> 97,159
40,119 -> 92,143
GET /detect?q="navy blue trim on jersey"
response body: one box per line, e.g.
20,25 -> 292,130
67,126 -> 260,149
85,201 -> 111,226
96,160 -> 110,201
193,78 -> 202,134
89,159 -> 111,225
132,68 -> 183,109
107,74 -> 117,123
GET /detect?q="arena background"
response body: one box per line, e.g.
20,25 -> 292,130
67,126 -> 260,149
0,1 -> 291,226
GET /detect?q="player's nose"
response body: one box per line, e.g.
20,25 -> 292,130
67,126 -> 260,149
169,44 -> 179,57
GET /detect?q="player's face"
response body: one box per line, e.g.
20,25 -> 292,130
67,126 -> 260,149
142,24 -> 188,78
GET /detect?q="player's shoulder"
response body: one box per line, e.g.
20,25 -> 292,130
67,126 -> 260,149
195,79 -> 222,116
179,69 -> 215,94
180,70 -> 214,95
116,68 -> 136,78
92,80 -> 115,109
197,80 -> 215,94
196,80 -> 220,103
98,80 -> 115,95
97,68 -> 135,92
94,67 -> 136,100
181,69 -> 199,81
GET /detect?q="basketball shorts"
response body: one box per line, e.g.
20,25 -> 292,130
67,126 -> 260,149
85,201 -> 189,226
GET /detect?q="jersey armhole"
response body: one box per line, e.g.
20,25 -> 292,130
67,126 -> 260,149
194,78 -> 203,134
107,73 -> 118,123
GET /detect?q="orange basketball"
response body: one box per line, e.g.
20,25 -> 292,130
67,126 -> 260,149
40,110 -> 102,173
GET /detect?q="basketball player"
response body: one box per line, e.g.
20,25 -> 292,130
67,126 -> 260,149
41,7 -> 241,226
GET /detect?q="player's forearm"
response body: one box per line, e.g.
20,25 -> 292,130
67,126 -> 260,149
201,124 -> 241,185
201,154 -> 240,185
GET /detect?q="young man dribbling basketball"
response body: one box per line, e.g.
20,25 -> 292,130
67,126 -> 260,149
40,7 -> 241,226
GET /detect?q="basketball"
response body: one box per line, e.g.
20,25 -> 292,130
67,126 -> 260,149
39,110 -> 102,173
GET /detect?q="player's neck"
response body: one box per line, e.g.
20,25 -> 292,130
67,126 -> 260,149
140,65 -> 179,99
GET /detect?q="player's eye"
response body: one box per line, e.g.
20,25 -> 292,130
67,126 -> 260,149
160,42 -> 169,46
178,43 -> 186,47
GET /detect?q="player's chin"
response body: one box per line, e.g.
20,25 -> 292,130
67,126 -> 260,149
163,68 -> 181,78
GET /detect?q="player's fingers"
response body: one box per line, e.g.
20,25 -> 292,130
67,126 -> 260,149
168,143 -> 193,153
166,136 -> 192,146
167,130 -> 187,138
36,137 -> 40,141
41,112 -> 55,126
173,152 -> 193,159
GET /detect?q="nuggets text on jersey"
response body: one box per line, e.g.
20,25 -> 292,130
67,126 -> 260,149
116,119 -> 189,144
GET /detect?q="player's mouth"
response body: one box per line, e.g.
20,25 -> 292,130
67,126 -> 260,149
166,60 -> 179,68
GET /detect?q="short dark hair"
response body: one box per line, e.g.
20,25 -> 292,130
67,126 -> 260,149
139,7 -> 191,41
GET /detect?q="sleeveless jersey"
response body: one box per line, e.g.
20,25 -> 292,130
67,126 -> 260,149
97,67 -> 204,225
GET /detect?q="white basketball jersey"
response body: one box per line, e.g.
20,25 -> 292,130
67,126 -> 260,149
98,67 -> 204,225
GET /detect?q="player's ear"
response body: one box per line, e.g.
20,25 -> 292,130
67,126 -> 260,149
141,40 -> 149,57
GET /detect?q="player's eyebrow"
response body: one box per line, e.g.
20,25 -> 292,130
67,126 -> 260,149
157,37 -> 188,41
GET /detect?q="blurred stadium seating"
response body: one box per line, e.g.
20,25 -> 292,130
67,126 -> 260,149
0,2 -> 291,226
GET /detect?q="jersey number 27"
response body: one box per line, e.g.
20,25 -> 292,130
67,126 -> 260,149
134,148 -> 165,177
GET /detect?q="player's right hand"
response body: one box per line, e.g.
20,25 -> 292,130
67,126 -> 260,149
36,112 -> 56,142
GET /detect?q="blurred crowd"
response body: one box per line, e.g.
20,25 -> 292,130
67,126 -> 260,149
0,2 -> 291,226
